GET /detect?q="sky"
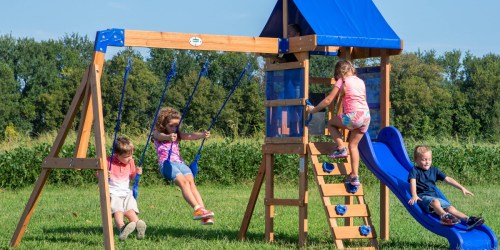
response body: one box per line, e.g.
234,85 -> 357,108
1,0 -> 499,58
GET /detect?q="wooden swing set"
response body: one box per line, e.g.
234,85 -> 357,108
10,1 -> 402,249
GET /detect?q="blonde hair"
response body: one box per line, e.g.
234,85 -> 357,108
334,59 -> 356,80
413,145 -> 431,161
155,107 -> 181,134
114,136 -> 134,155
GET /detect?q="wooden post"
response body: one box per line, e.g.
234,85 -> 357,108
89,64 -> 115,250
379,49 -> 391,240
265,154 -> 275,242
298,154 -> 308,247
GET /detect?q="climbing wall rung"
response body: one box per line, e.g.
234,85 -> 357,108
326,204 -> 370,218
321,184 -> 364,197
332,225 -> 375,239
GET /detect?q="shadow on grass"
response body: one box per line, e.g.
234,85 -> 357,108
379,239 -> 447,249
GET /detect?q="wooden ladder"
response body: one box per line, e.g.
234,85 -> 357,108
308,142 -> 378,249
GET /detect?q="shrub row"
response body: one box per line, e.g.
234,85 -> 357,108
0,140 -> 498,190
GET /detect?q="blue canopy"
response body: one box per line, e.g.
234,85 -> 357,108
260,0 -> 402,50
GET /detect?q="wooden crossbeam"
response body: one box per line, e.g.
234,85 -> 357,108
332,225 -> 375,239
321,184 -> 364,197
125,30 -> 279,54
42,157 -> 102,170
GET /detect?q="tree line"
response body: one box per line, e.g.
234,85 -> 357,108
0,34 -> 498,142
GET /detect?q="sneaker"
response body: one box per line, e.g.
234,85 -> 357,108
466,216 -> 484,231
193,208 -> 214,220
440,213 -> 460,226
201,217 -> 214,225
328,147 -> 348,158
344,176 -> 361,187
119,222 -> 136,241
136,220 -> 147,240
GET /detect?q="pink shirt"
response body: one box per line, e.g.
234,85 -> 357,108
154,140 -> 184,165
107,155 -> 137,197
335,76 -> 369,113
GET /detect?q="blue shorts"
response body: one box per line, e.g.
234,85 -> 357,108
418,196 -> 452,213
160,161 -> 192,181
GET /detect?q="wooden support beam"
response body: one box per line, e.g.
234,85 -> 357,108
265,61 -> 304,71
265,154 -> 275,242
265,137 -> 304,144
264,98 -> 305,107
262,143 -> 306,154
239,159 -> 266,240
42,157 -> 102,170
125,30 -> 279,54
265,198 -> 301,206
310,77 -> 336,85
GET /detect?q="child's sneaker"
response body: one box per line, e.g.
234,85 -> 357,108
201,217 -> 214,225
344,176 -> 361,186
466,216 -> 484,231
328,147 -> 348,158
440,213 -> 460,226
119,222 -> 136,241
193,207 -> 214,220
136,220 -> 147,240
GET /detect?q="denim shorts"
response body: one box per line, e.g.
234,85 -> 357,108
418,195 -> 452,213
160,161 -> 192,181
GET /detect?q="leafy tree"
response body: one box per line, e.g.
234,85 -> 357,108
0,62 -> 22,140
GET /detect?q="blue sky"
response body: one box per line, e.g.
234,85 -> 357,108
1,0 -> 498,58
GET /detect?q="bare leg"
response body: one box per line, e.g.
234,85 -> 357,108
446,206 -> 468,221
327,116 -> 346,149
348,129 -> 364,177
124,209 -> 139,223
430,199 -> 447,217
174,175 -> 199,208
114,211 -> 125,229
185,174 -> 205,208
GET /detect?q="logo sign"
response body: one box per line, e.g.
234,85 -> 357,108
189,37 -> 203,47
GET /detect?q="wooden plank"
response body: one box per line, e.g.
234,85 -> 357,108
262,143 -> 306,154
265,198 -> 300,206
332,226 -> 375,239
10,168 -> 52,247
239,159 -> 266,240
321,184 -> 364,197
326,204 -> 369,218
310,77 -> 336,85
42,157 -> 102,170
288,35 -> 317,53
265,137 -> 303,144
308,142 -> 349,155
312,162 -> 351,176
265,61 -> 304,71
313,45 -> 340,54
264,98 -> 305,107
125,30 -> 279,54
351,46 -> 403,59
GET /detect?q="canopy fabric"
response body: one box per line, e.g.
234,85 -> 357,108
260,0 -> 402,50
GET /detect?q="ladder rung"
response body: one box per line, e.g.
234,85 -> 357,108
321,184 -> 364,196
326,204 -> 370,218
308,142 -> 349,155
332,226 -> 375,239
313,162 -> 351,176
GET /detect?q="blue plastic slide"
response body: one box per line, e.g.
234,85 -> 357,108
358,126 -> 498,250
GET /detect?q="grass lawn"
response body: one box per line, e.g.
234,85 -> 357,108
1,182 -> 498,249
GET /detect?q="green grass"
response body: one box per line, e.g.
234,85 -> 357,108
1,182 -> 498,249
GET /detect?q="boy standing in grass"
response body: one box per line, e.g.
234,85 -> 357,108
408,145 -> 484,230
108,136 -> 147,240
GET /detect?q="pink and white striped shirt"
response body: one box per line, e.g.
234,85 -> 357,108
107,155 -> 137,197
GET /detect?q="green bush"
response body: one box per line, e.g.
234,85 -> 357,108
0,140 -> 498,190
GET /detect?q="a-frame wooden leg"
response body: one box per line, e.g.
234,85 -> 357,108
298,155 -> 309,247
74,80 -> 93,157
9,169 -> 52,247
10,66 -> 91,248
90,64 -> 114,250
239,158 -> 266,240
